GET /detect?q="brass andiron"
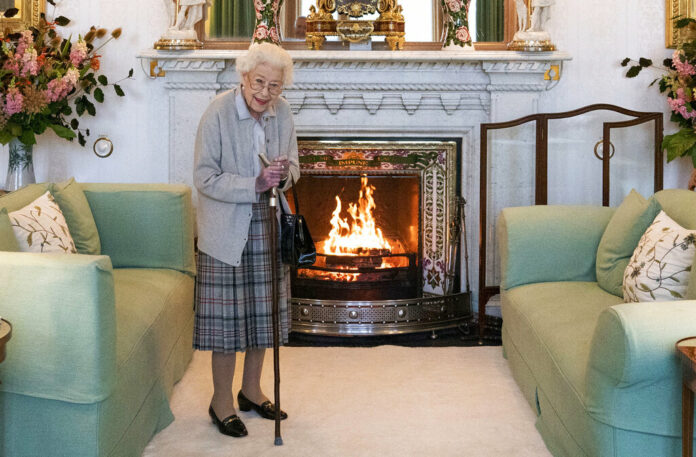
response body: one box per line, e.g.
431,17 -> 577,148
306,0 -> 405,50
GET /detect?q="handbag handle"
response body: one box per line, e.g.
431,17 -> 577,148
286,176 -> 300,215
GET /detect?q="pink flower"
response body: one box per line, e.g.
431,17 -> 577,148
269,27 -> 279,43
15,30 -> 33,57
255,24 -> 269,40
20,48 -> 39,77
446,0 -> 463,12
667,87 -> 696,120
69,40 -> 88,67
256,10 -> 262,20
3,58 -> 20,77
44,69 -> 79,103
254,0 -> 265,12
455,26 -> 470,43
4,87 -> 23,116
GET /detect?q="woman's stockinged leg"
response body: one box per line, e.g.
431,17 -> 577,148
211,351 -> 237,418
241,347 -> 269,404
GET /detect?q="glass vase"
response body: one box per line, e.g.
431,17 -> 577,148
252,0 -> 284,45
5,137 -> 35,192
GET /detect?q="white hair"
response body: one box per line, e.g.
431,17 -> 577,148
236,43 -> 294,86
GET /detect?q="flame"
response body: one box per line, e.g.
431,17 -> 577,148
322,176 -> 392,256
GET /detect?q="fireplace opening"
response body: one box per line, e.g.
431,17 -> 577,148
288,140 -> 471,336
290,174 -> 421,301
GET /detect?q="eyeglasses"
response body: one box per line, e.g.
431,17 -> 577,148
248,77 -> 283,95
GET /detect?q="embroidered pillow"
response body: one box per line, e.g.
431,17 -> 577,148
9,191 -> 77,253
623,210 -> 696,302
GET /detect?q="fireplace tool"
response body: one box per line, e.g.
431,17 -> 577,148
267,186 -> 283,446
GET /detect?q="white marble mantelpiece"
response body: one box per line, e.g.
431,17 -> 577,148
137,48 -> 571,308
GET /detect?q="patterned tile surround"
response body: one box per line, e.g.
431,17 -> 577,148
137,49 -> 571,307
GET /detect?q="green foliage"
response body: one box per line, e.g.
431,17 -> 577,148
662,128 -> 696,162
624,17 -> 696,165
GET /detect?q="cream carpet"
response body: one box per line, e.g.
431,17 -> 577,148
142,346 -> 552,457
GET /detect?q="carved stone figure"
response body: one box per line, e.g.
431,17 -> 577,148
527,0 -> 554,32
515,0 -> 528,33
173,0 -> 211,31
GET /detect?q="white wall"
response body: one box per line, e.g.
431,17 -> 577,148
1,0 -> 689,190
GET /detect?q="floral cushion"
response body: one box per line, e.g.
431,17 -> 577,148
623,210 -> 696,302
9,191 -> 77,253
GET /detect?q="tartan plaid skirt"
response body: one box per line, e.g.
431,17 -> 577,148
193,201 -> 290,353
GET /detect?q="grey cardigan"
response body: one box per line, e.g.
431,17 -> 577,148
193,87 -> 299,266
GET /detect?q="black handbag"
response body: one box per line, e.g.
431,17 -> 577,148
280,180 -> 316,268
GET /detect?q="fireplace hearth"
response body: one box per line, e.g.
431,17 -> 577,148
288,140 -> 471,336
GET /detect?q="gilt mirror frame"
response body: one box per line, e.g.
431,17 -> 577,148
197,0 -> 519,51
666,0 -> 695,48
0,0 -> 44,36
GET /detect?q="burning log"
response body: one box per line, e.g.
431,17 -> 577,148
324,248 -> 391,268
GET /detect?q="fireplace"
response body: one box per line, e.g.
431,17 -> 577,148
289,140 -> 471,336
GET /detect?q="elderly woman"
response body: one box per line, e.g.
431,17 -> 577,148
193,42 -> 298,438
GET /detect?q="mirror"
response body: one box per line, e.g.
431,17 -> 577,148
204,0 -> 511,46
667,0 -> 696,48
0,0 -> 43,36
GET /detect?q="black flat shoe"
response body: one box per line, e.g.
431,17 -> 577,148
238,390 -> 288,420
209,405 -> 248,437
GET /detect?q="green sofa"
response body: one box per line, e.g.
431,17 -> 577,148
498,189 -> 696,457
0,183 -> 196,457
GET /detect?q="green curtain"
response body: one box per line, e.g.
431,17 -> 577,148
476,0 -> 504,42
208,0 -> 255,39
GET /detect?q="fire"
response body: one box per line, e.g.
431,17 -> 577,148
322,176 -> 392,256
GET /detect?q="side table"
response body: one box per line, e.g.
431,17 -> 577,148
0,318 -> 11,364
677,336 -> 696,457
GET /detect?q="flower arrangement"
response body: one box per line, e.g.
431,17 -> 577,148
623,18 -> 696,167
252,0 -> 283,45
0,5 -> 131,148
441,0 -> 472,48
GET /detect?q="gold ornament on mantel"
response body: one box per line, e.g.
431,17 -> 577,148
306,0 -> 405,50
154,0 -> 209,50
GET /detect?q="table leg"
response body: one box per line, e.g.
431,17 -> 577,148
684,382 -> 694,457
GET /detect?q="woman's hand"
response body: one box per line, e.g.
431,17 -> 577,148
272,155 -> 290,181
255,162 -> 285,193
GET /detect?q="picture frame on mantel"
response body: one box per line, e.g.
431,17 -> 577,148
666,0 -> 695,48
0,0 -> 44,36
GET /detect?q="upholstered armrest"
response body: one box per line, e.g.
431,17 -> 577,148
585,301 -> 696,436
82,183 -> 195,275
497,205 -> 615,289
0,252 -> 116,403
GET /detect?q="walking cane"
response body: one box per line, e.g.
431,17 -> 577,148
267,186 -> 283,446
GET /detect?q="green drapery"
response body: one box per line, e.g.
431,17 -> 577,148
208,0 -> 255,39
476,0 -> 504,42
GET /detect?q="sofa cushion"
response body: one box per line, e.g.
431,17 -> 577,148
0,182 -> 52,212
655,189 -> 696,230
596,190 -> 661,297
502,281 -> 623,455
51,178 -> 101,255
623,211 -> 696,302
9,191 -> 77,253
0,208 -> 20,251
